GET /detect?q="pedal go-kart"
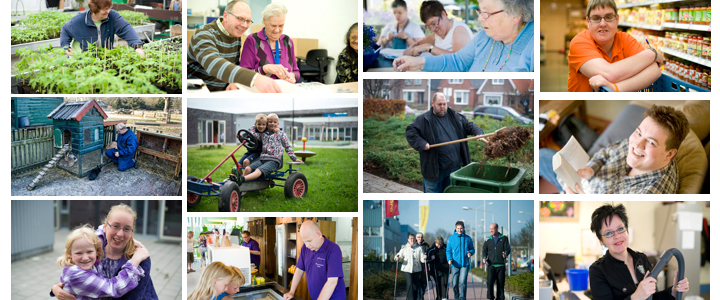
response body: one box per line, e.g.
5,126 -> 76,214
187,129 -> 308,212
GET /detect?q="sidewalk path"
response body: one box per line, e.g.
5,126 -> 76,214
395,273 -> 514,300
11,229 -> 182,300
364,172 -> 422,193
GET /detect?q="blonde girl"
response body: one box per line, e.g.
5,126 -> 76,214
56,225 -> 149,299
187,261 -> 235,300
218,266 -> 247,299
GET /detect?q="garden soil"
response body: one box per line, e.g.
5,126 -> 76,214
483,126 -> 533,159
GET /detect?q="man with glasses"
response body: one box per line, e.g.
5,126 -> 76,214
568,0 -> 663,92
188,0 -> 281,92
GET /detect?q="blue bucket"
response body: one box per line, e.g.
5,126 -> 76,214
565,269 -> 589,291
19,116 -> 30,128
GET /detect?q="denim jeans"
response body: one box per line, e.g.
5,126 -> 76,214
423,166 -> 460,193
450,266 -> 469,300
538,148 -> 563,191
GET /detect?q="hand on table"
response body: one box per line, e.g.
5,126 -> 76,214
226,83 -> 239,91
283,292 -> 294,300
253,75 -> 282,93
393,56 -> 425,72
263,64 -> 291,80
284,72 -> 296,84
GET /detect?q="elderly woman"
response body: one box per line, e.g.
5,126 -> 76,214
60,0 -> 144,56
52,203 -> 159,299
403,1 -> 473,56
589,204 -> 689,300
240,3 -> 300,83
395,234 -> 426,300
393,0 -> 534,72
336,23 -> 358,83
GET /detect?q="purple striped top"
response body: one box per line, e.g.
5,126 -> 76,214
61,261 -> 145,300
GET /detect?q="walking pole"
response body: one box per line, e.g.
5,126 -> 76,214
394,259 -> 399,299
479,262 -> 485,300
470,266 -> 476,300
425,259 -> 434,300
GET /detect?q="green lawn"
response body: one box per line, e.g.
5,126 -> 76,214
363,114 -> 534,193
187,146 -> 358,212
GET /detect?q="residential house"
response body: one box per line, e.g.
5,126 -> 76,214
435,79 -> 534,116
434,79 -> 485,111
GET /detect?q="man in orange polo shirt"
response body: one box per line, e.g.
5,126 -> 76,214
567,0 -> 663,92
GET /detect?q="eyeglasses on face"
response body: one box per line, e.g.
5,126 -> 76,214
426,15 -> 442,30
106,222 -> 134,233
227,11 -> 253,25
601,226 -> 626,239
477,9 -> 505,20
588,14 -> 617,23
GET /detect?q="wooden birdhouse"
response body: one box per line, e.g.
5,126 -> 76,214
47,100 -> 108,177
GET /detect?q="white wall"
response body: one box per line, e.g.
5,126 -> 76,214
279,0 -> 358,83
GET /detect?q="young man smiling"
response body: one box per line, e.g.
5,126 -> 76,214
567,0 -> 663,92
564,105 -> 689,194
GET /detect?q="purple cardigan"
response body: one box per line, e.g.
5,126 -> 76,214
240,29 -> 300,80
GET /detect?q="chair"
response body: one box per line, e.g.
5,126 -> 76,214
298,49 -> 334,84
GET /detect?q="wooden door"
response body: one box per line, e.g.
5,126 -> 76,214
350,217 -> 358,300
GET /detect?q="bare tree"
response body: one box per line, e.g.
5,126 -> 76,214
363,79 -> 404,99
512,220 -> 534,255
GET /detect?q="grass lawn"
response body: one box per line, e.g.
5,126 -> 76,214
187,146 -> 358,212
364,114 -> 534,193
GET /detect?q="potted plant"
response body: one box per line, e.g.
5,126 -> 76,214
363,24 -> 380,68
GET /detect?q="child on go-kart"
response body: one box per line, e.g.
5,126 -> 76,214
238,113 -> 304,184
239,114 -> 267,168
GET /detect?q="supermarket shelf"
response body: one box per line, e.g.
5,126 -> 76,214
661,22 -> 711,32
618,22 -> 662,30
617,0 -> 685,9
661,47 -> 711,67
661,71 -> 710,92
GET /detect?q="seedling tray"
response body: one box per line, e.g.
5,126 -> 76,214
11,23 -> 155,55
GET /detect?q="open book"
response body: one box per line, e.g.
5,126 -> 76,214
552,136 -> 590,193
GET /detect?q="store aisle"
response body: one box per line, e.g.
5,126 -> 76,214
540,52 -> 570,92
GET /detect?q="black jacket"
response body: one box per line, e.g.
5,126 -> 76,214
405,107 -> 483,182
418,241 -> 431,271
482,234 -> 511,266
589,248 -> 673,300
428,245 -> 449,275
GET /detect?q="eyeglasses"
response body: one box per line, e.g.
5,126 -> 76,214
601,226 -> 626,239
227,11 -> 253,25
477,9 -> 505,20
588,14 -> 617,23
426,15 -> 442,30
106,223 -> 134,234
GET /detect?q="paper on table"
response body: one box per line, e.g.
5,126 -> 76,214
676,212 -> 703,231
681,230 -> 694,249
380,48 -> 433,59
228,80 -> 334,93
552,136 -> 590,193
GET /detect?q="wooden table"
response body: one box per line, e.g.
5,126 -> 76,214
186,79 -> 357,93
538,100 -> 588,141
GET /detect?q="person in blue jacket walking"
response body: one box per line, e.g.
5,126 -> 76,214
60,0 -> 144,56
105,123 -> 138,171
446,221 -> 474,300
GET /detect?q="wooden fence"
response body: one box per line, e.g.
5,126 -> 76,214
11,126 -> 55,173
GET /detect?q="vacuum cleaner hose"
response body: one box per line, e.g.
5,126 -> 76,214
647,248 -> 684,300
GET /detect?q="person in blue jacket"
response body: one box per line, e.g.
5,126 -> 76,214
60,0 -> 144,56
105,123 -> 138,171
446,221 -> 474,300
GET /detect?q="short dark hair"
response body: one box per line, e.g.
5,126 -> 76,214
586,0 -> 617,18
408,233 -> 416,238
241,230 -> 250,236
590,204 -> 628,241
392,0 -> 407,9
455,221 -> 465,228
643,105 -> 689,151
420,1 -> 445,23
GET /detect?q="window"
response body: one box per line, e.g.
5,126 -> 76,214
492,79 -> 504,85
443,87 -> 452,98
448,79 -> 463,84
454,90 -> 469,105
414,79 -> 422,85
405,79 -> 413,85
418,91 -> 425,104
485,95 -> 502,105
363,226 -> 381,236
403,91 -> 415,102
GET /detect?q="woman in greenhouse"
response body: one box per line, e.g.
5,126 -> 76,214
60,0 -> 145,56
239,3 -> 300,83
336,22 -> 358,83
392,0 -> 534,72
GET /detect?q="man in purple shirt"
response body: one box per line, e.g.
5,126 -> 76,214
241,231 -> 261,267
284,220 -> 346,300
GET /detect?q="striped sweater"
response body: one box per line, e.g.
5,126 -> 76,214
187,18 -> 258,91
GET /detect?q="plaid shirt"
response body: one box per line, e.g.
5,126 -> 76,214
581,139 -> 679,194
61,261 -> 145,300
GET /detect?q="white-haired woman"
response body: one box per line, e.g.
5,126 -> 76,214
393,0 -> 534,72
240,3 -> 299,83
